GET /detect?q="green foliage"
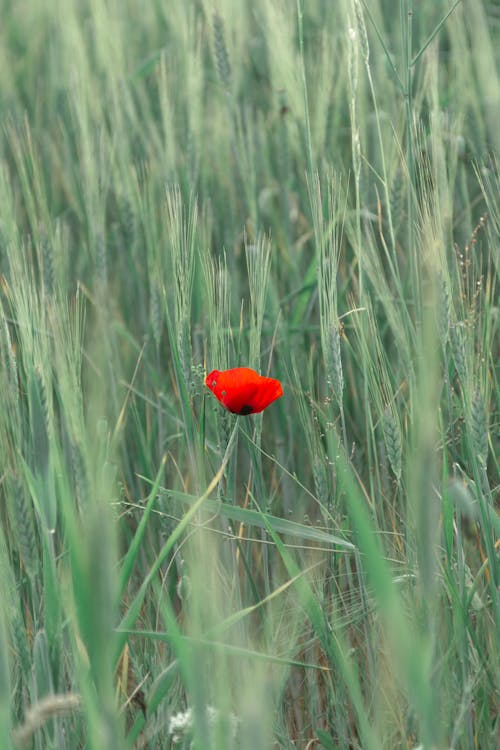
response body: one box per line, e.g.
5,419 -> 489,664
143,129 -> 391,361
0,0 -> 498,748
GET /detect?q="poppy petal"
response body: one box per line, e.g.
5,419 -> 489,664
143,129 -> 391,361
205,367 -> 283,415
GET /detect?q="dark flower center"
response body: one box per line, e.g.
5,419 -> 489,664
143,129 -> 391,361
238,404 -> 254,415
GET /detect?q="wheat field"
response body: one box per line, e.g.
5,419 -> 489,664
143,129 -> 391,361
0,1 -> 498,748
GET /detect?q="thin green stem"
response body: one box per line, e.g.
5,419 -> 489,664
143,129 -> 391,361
296,0 -> 314,178
403,0 -> 420,318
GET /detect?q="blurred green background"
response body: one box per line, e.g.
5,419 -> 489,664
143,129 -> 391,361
0,1 -> 498,748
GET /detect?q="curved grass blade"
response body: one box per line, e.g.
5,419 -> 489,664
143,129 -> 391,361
140,485 -> 354,550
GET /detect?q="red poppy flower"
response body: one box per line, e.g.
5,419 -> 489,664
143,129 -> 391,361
205,367 -> 283,415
